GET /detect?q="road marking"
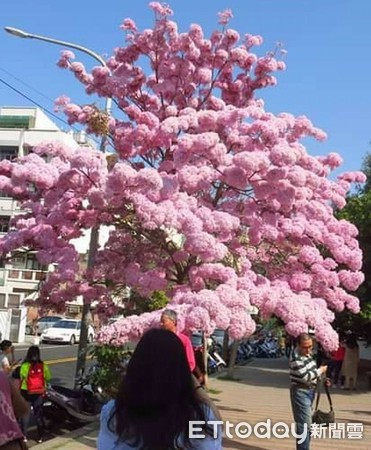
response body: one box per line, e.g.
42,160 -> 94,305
45,357 -> 76,365
44,356 -> 92,365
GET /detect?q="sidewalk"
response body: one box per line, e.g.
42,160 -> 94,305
214,357 -> 371,450
33,423 -> 98,450
32,356 -> 371,449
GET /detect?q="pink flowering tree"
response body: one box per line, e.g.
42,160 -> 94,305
0,3 -> 365,350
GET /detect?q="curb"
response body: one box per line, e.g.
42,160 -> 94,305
33,421 -> 98,449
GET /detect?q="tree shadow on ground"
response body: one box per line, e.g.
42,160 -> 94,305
214,359 -> 290,390
336,416 -> 371,427
345,410 -> 371,416
213,358 -> 370,394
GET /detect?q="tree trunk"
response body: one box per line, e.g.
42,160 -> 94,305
203,332 -> 209,388
222,329 -> 230,363
74,226 -> 98,387
227,339 -> 239,378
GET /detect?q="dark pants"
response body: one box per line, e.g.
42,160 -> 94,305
19,391 -> 45,440
285,344 -> 293,359
329,360 -> 343,385
290,385 -> 315,450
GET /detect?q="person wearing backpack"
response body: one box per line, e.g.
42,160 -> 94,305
19,346 -> 51,443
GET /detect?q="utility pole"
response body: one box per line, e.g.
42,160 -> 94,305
5,27 -> 112,386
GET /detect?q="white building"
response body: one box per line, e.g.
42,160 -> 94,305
0,106 -> 95,342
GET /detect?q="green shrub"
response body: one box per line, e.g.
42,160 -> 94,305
87,344 -> 132,400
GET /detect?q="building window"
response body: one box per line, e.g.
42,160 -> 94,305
11,255 -> 25,268
0,216 -> 10,233
21,271 -> 33,280
35,271 -> 47,281
0,294 -> 5,308
0,146 -> 17,161
8,270 -> 20,279
0,115 -> 32,129
8,294 -> 21,308
10,253 -> 47,272
25,255 -> 47,271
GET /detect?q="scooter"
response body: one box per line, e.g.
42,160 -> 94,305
43,380 -> 104,423
207,337 -> 227,371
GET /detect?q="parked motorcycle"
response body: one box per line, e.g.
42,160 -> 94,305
43,378 -> 104,423
191,333 -> 227,376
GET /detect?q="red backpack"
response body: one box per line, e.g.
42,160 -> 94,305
27,363 -> 45,394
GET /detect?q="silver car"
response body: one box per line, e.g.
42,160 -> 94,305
37,316 -> 64,335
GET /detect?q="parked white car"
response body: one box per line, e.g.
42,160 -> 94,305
41,319 -> 95,345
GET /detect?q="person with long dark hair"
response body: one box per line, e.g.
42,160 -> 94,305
19,346 -> 51,443
98,328 -> 222,450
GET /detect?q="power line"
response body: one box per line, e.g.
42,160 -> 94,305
0,66 -> 56,105
0,76 -> 79,131
0,75 -> 101,146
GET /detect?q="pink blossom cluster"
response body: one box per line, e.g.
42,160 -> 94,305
0,3 -> 366,351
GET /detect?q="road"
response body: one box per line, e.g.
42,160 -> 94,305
14,341 -> 94,387
13,338 -> 371,389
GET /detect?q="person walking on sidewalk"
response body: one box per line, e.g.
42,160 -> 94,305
160,309 -> 196,372
289,333 -> 328,450
19,346 -> 51,443
328,338 -> 345,388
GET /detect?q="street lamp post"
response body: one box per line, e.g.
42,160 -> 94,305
5,26 -> 112,386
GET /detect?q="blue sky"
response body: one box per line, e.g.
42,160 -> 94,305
1,0 -> 371,174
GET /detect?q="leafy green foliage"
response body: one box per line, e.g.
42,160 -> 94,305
361,152 -> 371,193
335,162 -> 371,342
338,191 -> 371,236
125,290 -> 169,315
87,344 -> 132,400
147,291 -> 169,311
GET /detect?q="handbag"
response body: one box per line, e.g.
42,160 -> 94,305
312,381 -> 335,426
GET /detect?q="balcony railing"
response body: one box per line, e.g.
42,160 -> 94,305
7,268 -> 47,282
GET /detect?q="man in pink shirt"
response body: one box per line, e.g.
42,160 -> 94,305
160,309 -> 196,372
